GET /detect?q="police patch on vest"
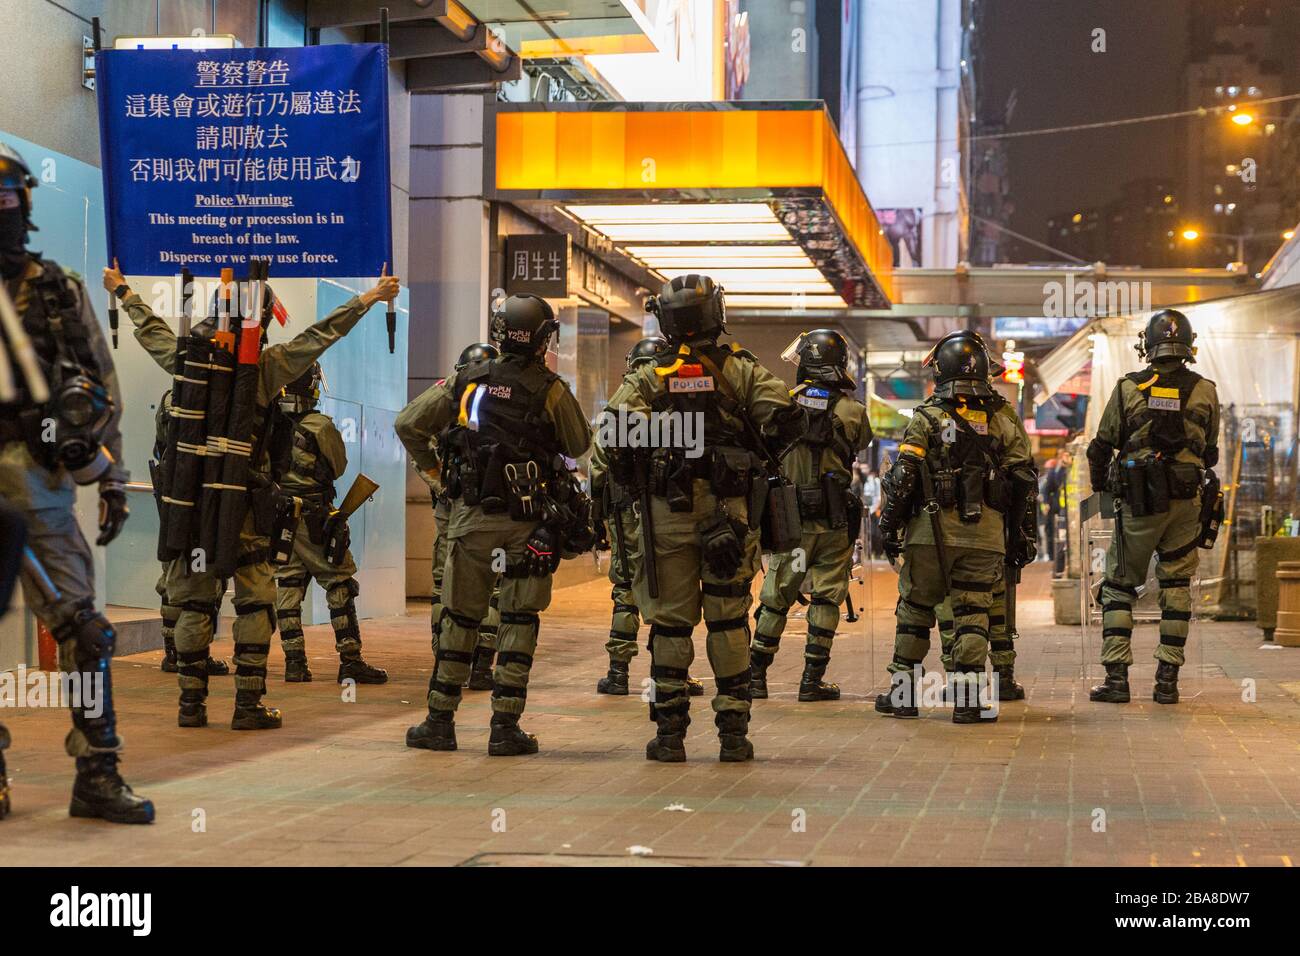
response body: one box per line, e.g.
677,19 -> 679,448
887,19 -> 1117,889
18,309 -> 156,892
796,387 -> 830,410
669,375 -> 715,393
1149,386 -> 1181,411
485,384 -> 512,399
958,407 -> 989,434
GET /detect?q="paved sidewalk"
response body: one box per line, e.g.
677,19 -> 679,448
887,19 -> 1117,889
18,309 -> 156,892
1,563 -> 1298,866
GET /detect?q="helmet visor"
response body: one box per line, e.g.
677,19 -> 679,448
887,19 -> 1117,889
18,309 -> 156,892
780,333 -> 805,365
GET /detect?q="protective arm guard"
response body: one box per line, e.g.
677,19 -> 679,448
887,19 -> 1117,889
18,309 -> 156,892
1086,437 -> 1114,494
879,451 -> 923,536
1006,466 -> 1039,568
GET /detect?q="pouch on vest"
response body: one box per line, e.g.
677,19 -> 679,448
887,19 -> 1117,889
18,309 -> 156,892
958,462 -> 985,523
1120,459 -> 1151,517
711,447 -> 753,498
822,471 -> 849,529
796,483 -> 826,520
1144,459 -> 1170,515
478,444 -> 509,514
933,467 -> 958,510
1165,460 -> 1201,499
762,475 -> 802,553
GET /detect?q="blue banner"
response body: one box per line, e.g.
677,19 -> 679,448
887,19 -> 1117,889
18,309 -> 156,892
95,44 -> 391,278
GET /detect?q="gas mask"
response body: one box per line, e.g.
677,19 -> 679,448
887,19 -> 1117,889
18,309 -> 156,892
44,360 -> 114,484
0,192 -> 27,279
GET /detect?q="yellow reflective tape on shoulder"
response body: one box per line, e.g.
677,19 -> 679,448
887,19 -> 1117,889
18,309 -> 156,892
900,442 -> 926,459
1136,373 -> 1159,391
457,383 -> 477,426
655,358 -> 685,377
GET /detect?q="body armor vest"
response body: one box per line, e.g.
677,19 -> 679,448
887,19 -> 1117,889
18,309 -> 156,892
440,356 -> 562,512
793,386 -> 856,471
287,413 -> 338,495
1120,366 -> 1209,460
913,393 -> 1011,517
647,343 -> 749,451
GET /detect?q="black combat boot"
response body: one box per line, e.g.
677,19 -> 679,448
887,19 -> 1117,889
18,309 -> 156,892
875,668 -> 919,718
1089,662 -> 1131,703
69,753 -> 155,825
993,664 -> 1025,701
406,709 -> 457,751
686,675 -> 705,696
465,646 -> 494,691
283,649 -> 313,682
798,649 -> 840,702
1153,661 -> 1180,704
231,689 -> 282,730
645,709 -> 690,762
716,710 -> 754,762
488,712 -> 539,756
596,658 -> 630,695
749,653 -> 772,700
338,652 -> 388,684
177,687 -> 208,728
952,673 -> 997,724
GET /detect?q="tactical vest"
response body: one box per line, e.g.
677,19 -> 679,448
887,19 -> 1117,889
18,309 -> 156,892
792,385 -> 856,472
440,356 -> 562,513
1,256 -> 102,424
647,342 -> 749,451
287,413 -> 338,495
913,394 -> 1011,516
1120,365 -> 1210,460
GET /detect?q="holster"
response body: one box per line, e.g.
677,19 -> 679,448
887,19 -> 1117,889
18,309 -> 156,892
269,495 -> 301,565
248,478 -> 278,536
762,476 -> 802,554
1198,472 -> 1225,549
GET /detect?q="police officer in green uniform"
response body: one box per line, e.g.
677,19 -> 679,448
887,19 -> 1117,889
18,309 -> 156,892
874,330 -> 1036,723
273,363 -> 387,684
590,335 -> 705,698
1086,309 -> 1220,705
0,142 -> 152,823
400,295 -> 592,755
424,343 -> 501,692
606,275 -> 805,762
750,330 -> 871,701
105,261 -> 400,730
151,389 -> 230,678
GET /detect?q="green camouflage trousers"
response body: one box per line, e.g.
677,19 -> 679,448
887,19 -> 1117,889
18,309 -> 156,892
938,567 -> 1014,669
890,544 -> 1002,684
429,517 -> 552,717
631,488 -> 758,718
273,517 -> 362,657
752,527 -> 852,669
1099,497 -> 1200,667
164,509 -> 274,695
431,497 -> 497,654
605,504 -> 641,663
0,442 -> 120,758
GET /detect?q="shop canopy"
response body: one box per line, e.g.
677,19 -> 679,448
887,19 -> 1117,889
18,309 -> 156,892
1036,283 -> 1300,434
486,101 -> 895,310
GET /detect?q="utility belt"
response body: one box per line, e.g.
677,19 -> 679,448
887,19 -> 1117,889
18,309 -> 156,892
927,463 -> 1010,523
1109,455 -> 1202,518
646,446 -> 756,512
446,436 -> 556,521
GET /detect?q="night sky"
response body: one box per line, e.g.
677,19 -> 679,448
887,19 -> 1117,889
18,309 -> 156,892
979,0 -> 1192,258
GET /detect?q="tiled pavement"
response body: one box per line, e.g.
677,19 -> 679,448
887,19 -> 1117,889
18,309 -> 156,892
2,563 -> 1298,866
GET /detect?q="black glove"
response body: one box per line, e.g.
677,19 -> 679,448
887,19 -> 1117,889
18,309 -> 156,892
882,525 -> 905,562
96,480 -> 129,546
700,511 -> 745,580
1007,535 -> 1035,569
592,519 -> 610,553
520,525 -> 561,577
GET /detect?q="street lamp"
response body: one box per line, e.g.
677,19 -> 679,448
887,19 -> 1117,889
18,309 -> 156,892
1178,226 -> 1291,263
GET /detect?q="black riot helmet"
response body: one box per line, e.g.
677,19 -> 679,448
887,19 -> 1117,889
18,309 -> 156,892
645,275 -> 726,344
200,277 -> 279,340
924,330 -> 995,399
784,328 -> 854,388
1136,308 -> 1196,363
279,361 -> 323,414
625,334 -> 668,372
456,342 -> 499,369
0,141 -> 37,228
490,294 -> 558,357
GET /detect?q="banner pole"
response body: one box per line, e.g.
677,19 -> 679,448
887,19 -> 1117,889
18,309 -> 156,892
92,16 -> 119,349
380,7 -> 396,355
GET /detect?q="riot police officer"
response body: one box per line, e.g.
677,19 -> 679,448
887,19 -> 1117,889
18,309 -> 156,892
591,335 -> 706,698
151,389 -> 230,679
605,275 -> 805,762
1086,309 -> 1220,705
399,295 -> 592,755
273,363 -> 387,684
424,343 -> 502,692
750,329 -> 872,701
0,142 -> 152,822
104,261 -> 400,731
874,330 -> 1036,723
